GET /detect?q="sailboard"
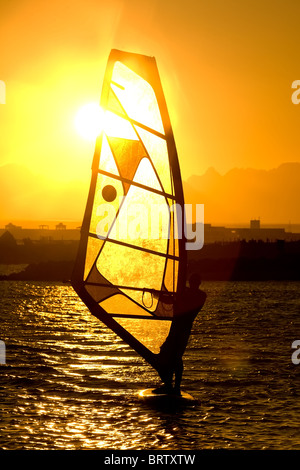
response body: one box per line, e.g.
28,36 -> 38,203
72,49 -> 189,390
138,388 -> 196,404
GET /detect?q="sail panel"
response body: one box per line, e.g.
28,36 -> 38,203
98,134 -> 120,176
164,258 -> 178,293
84,236 -> 104,281
107,87 -> 127,118
114,317 -> 172,354
106,165 -> 170,252
85,281 -> 117,304
107,136 -> 146,185
133,157 -> 162,191
89,173 -> 123,239
104,111 -> 138,140
111,61 -> 165,134
134,126 -> 171,195
100,294 -> 153,317
97,242 -> 166,312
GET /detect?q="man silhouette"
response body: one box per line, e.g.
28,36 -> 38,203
154,273 -> 206,395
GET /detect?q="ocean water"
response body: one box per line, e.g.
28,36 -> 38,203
0,279 -> 300,450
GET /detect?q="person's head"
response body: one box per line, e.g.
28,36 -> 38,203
188,273 -> 201,290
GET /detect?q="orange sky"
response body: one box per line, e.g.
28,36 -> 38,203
1,0 -> 300,224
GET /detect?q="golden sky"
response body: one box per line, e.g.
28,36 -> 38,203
1,0 -> 300,223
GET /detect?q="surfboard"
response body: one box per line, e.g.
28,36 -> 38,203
138,388 -> 197,403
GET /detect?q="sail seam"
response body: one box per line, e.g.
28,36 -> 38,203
111,80 -> 125,90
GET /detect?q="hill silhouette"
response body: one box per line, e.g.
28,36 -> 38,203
0,162 -> 299,225
184,162 -> 300,225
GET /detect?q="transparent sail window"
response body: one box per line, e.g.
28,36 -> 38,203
111,61 -> 165,135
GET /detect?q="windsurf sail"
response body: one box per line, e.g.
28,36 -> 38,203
72,49 -> 187,375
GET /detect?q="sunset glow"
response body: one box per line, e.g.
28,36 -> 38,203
0,0 -> 299,225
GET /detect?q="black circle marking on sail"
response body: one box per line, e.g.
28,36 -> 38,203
102,185 -> 117,202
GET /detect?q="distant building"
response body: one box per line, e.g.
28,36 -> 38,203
5,222 -> 22,231
0,222 -> 79,243
1,219 -> 299,245
203,224 -> 235,243
250,219 -> 260,230
55,223 -> 66,230
234,227 -> 285,242
201,219 -> 295,244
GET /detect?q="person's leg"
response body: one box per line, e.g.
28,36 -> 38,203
174,359 -> 183,395
153,368 -> 174,394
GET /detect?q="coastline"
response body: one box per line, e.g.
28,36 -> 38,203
0,249 -> 299,282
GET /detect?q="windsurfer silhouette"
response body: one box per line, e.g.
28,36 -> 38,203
153,273 -> 206,395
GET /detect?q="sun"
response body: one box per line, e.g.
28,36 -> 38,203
75,102 -> 141,142
74,102 -> 104,141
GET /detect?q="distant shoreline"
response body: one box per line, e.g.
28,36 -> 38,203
0,260 -> 74,282
1,251 -> 299,282
1,220 -> 300,233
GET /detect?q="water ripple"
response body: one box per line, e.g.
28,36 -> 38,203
1,280 -> 300,449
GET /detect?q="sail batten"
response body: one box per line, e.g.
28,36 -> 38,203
72,49 -> 187,373
87,232 -> 180,260
105,106 -> 166,140
112,314 -> 171,320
